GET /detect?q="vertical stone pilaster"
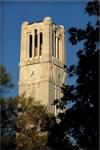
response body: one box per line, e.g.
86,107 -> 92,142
62,36 -> 65,65
38,31 -> 40,56
56,36 -> 58,59
43,17 -> 52,60
20,22 -> 28,62
32,30 -> 34,58
60,25 -> 65,65
53,32 -> 55,57
59,38 -> 61,62
27,33 -> 29,59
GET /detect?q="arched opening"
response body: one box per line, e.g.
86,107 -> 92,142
40,32 -> 43,56
34,29 -> 38,57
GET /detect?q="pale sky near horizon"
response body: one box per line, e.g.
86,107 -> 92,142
0,0 -> 97,97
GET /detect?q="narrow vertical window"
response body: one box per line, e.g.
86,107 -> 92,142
52,32 -> 54,57
40,32 -> 43,56
55,31 -> 56,58
34,29 -> 38,57
29,35 -> 32,58
57,38 -> 59,59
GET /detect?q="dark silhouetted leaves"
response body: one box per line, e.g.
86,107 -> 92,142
0,65 -> 15,95
48,1 -> 99,150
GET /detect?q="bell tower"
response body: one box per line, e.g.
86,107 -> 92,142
18,17 -> 66,114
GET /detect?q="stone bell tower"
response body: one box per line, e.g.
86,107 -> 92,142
18,17 -> 66,115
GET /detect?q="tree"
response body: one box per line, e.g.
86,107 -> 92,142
0,65 -> 55,150
0,94 -> 55,150
16,94 -> 55,150
0,65 -> 14,95
0,96 -> 17,150
0,65 -> 16,149
48,1 -> 99,149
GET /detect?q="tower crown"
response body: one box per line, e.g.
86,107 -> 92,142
19,17 -> 65,67
43,16 -> 52,21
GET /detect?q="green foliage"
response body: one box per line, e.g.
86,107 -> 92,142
16,95 -> 54,150
0,64 -> 55,150
0,65 -> 15,95
1,94 -> 55,150
0,65 -> 16,149
0,96 -> 17,150
48,1 -> 99,150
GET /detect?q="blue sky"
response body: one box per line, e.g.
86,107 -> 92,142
0,1 -> 96,97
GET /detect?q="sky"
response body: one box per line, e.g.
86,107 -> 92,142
0,0 -> 97,97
